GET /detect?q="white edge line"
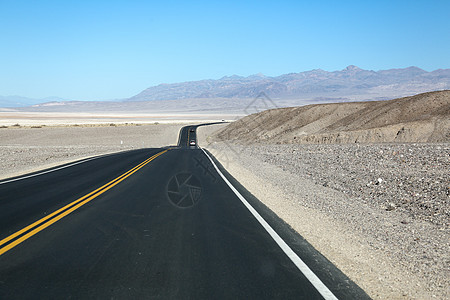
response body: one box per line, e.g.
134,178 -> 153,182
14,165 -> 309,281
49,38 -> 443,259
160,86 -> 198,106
0,152 -> 117,185
202,148 -> 339,300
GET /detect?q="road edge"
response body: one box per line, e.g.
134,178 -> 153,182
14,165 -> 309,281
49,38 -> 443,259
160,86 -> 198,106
202,148 -> 371,300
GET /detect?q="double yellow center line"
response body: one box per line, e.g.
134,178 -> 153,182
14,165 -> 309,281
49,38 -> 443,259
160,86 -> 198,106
0,149 -> 168,256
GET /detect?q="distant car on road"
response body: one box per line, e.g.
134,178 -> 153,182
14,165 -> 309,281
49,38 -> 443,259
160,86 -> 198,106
190,128 -> 195,132
189,140 -> 196,146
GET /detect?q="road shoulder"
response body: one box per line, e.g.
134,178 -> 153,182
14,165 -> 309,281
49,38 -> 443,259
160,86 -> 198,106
201,141 -> 447,300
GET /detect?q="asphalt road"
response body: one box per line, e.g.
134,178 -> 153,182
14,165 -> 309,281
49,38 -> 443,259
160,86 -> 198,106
0,124 -> 370,299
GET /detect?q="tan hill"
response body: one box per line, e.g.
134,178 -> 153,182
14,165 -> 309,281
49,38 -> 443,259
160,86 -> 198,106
215,90 -> 450,144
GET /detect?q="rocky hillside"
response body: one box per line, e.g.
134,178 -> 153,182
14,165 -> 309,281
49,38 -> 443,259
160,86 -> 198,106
215,90 -> 450,144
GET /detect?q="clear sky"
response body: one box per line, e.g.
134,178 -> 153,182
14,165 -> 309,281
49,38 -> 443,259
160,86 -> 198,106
1,0 -> 449,100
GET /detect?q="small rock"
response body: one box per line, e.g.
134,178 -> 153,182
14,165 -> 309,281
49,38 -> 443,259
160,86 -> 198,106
385,203 -> 396,211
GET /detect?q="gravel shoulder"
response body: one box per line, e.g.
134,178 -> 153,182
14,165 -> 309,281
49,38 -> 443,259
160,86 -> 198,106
198,127 -> 449,299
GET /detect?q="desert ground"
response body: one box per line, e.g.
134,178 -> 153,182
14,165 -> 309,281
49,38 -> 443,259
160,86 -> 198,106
202,136 -> 448,300
1,92 -> 448,299
0,123 -> 186,180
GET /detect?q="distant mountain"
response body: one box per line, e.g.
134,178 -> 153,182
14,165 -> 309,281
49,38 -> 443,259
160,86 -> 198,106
4,66 -> 450,109
127,66 -> 450,102
0,95 -> 68,108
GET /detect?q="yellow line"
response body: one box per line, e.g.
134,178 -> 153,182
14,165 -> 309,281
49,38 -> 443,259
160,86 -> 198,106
187,129 -> 190,146
0,149 -> 168,256
0,151 -> 163,248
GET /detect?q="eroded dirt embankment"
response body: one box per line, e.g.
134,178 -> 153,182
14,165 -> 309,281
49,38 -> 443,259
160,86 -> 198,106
214,90 -> 450,144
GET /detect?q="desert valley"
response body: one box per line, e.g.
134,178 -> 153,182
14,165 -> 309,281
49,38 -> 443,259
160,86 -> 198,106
1,87 -> 449,299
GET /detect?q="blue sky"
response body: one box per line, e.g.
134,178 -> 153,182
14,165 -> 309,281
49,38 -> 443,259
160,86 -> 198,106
1,0 -> 449,100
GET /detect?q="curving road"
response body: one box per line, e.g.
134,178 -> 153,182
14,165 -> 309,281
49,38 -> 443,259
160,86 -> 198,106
0,124 -> 370,299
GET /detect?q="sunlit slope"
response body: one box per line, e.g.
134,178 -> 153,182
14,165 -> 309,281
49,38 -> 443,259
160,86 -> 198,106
216,90 -> 450,144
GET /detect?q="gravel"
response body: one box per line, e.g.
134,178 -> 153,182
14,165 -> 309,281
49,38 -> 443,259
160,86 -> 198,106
204,141 -> 449,299
250,143 -> 449,226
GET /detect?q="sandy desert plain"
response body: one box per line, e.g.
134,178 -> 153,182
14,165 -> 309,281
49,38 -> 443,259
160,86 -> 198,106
0,94 -> 449,299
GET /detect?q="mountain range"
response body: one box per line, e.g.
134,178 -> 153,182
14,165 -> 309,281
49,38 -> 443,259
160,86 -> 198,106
127,65 -> 450,102
2,66 -> 450,109
0,96 -> 69,108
